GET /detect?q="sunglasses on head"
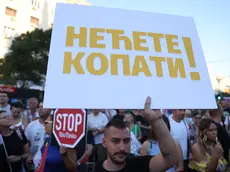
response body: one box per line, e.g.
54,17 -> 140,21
45,120 -> 53,125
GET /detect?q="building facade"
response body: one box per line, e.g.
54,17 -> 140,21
0,0 -> 90,59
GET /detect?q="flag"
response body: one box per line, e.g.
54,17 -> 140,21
35,141 -> 48,172
80,154 -> 88,164
0,134 -> 3,145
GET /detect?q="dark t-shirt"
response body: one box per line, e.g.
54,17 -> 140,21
0,130 -> 28,172
215,122 -> 230,162
95,156 -> 152,172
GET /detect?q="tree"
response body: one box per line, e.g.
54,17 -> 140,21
1,28 -> 52,88
0,58 -> 4,83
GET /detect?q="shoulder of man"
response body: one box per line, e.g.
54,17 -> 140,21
99,112 -> 107,117
214,121 -> 225,131
215,122 -> 230,141
25,120 -> 39,133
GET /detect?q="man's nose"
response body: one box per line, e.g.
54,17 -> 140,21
118,142 -> 126,151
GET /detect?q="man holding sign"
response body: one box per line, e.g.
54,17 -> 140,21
95,97 -> 179,172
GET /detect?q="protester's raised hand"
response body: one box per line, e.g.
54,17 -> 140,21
143,97 -> 162,122
60,145 -> 68,155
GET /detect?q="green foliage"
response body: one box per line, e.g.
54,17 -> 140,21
0,58 -> 4,81
1,28 -> 52,88
219,92 -> 230,97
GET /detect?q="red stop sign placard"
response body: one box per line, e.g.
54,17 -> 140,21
53,109 -> 86,148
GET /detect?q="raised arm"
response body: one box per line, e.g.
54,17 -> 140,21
174,141 -> 184,172
143,97 -> 179,172
60,146 -> 77,172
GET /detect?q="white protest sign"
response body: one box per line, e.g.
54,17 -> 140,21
44,4 -> 216,109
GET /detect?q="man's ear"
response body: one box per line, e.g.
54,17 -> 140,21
102,137 -> 106,148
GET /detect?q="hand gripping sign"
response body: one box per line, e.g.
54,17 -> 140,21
53,109 -> 86,148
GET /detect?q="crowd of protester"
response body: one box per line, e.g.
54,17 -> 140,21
1,91 -> 230,172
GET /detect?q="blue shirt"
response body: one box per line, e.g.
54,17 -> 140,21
42,137 -> 68,172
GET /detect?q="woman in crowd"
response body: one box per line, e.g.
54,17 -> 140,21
189,118 -> 228,172
0,110 -> 31,172
41,113 -> 77,172
140,115 -> 184,172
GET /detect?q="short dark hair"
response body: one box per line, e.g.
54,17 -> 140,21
209,109 -> 222,117
11,101 -> 24,109
192,111 -> 201,118
105,119 -> 127,130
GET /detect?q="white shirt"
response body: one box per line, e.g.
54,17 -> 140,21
87,112 -> 108,144
25,119 -> 45,167
169,116 -> 188,160
0,104 -> 11,115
